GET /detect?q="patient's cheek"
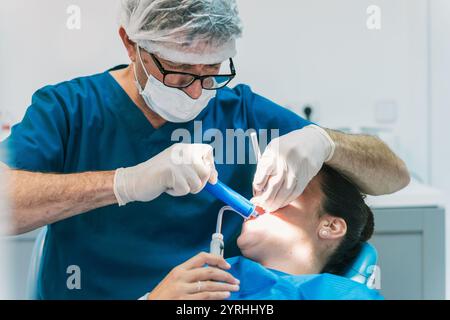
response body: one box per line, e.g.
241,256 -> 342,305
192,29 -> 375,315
243,212 -> 304,245
241,214 -> 287,240
238,216 -> 273,248
246,213 -> 282,228
239,221 -> 265,243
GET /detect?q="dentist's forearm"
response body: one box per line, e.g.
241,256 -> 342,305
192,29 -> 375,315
324,129 -> 410,195
0,166 -> 117,235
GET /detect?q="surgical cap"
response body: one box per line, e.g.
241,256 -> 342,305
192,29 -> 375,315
120,0 -> 243,64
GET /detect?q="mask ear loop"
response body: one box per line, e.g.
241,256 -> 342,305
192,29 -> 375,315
134,44 -> 152,93
136,44 -> 152,78
133,63 -> 144,94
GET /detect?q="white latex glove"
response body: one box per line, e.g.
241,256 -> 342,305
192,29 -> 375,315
114,143 -> 218,206
251,125 -> 335,212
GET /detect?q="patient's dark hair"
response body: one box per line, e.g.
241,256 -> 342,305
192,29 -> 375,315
318,165 -> 374,275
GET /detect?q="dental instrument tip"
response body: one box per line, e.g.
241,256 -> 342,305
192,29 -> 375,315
255,206 -> 266,215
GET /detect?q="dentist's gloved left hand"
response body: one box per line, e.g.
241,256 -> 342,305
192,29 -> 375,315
114,143 -> 218,206
252,125 -> 335,212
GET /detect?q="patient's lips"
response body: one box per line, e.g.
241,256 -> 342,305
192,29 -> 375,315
246,206 -> 268,221
255,206 -> 266,216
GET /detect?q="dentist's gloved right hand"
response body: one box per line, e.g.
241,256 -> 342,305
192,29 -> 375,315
114,143 -> 218,206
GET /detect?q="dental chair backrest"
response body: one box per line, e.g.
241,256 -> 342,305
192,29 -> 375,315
26,228 -> 379,299
343,242 -> 378,287
27,226 -> 47,300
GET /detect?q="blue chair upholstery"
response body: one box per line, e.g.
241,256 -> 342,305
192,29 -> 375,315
26,226 -> 47,300
26,227 -> 378,299
343,242 -> 378,286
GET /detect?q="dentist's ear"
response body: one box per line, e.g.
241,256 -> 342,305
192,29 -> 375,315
119,26 -> 137,62
318,216 -> 347,240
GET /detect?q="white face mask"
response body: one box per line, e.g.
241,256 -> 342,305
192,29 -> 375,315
134,46 -> 216,123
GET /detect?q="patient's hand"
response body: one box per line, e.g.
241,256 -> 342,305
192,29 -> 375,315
147,252 -> 240,300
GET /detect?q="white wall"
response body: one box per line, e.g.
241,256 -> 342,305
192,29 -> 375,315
235,0 -> 429,182
0,0 -> 127,121
429,0 -> 450,299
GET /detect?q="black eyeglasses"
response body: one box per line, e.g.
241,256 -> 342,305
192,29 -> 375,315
149,53 -> 236,90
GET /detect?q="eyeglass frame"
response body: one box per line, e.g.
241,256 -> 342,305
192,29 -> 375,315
147,52 -> 236,90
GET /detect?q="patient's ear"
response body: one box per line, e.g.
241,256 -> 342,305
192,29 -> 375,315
318,216 -> 347,240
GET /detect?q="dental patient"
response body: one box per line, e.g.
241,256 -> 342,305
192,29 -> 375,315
145,165 -> 382,300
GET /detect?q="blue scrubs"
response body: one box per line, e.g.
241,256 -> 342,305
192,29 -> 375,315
0,65 -> 311,299
227,256 -> 383,300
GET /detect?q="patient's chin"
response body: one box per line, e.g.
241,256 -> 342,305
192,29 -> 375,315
236,234 -> 245,250
236,231 -> 249,250
238,222 -> 274,260
237,228 -> 261,252
237,234 -> 257,260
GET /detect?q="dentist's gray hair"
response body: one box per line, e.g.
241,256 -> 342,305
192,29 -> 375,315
119,0 -> 243,64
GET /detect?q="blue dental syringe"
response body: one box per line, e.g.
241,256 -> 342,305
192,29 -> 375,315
205,180 -> 261,220
206,183 -> 265,257
206,132 -> 264,257
205,132 -> 263,220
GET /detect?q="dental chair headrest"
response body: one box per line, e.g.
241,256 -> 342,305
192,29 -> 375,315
343,242 -> 378,287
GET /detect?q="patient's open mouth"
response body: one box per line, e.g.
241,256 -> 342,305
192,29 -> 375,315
246,206 -> 268,221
